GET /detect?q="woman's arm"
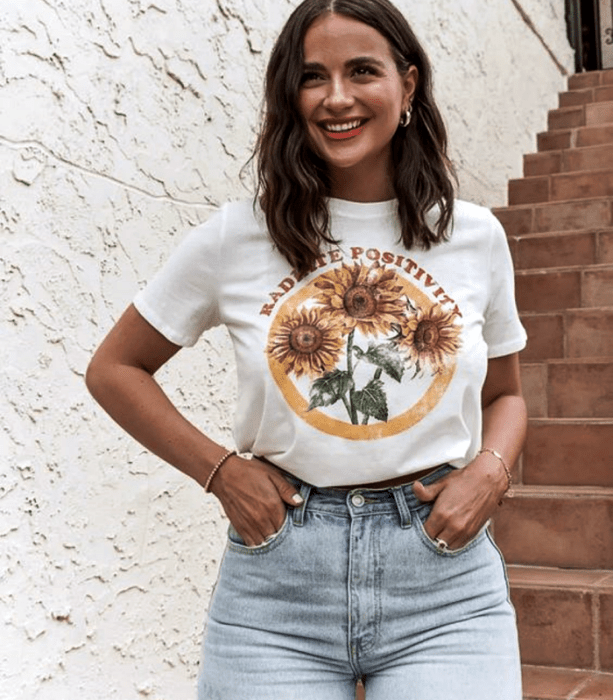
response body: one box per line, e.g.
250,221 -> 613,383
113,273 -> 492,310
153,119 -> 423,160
412,352 -> 527,549
86,304 -> 302,546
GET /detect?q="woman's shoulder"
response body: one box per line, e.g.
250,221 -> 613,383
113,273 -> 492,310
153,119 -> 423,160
446,199 -> 506,248
451,199 -> 501,230
218,198 -> 265,228
187,198 -> 267,248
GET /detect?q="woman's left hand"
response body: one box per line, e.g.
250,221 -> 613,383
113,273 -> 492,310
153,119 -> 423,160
413,353 -> 527,551
412,452 -> 507,551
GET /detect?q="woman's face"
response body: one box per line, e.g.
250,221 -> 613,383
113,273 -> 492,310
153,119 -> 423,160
297,12 -> 417,199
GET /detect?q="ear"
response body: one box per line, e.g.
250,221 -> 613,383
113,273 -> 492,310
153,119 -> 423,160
402,65 -> 418,111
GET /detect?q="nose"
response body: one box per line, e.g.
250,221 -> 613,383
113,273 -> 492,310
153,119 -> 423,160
322,77 -> 354,111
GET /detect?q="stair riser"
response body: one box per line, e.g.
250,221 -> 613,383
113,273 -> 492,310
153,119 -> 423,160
523,422 -> 613,486
548,103 -> 613,131
515,271 -> 581,313
559,85 -> 613,107
510,230 -> 611,270
548,107 -> 585,130
516,268 -> 613,313
565,310 -> 613,358
494,200 -> 613,237
509,172 -> 613,206
521,362 -> 613,419
494,496 -> 613,568
569,70 -> 613,90
538,125 -> 613,152
520,315 -> 563,361
510,230 -> 613,269
552,171 -> 613,202
549,362 -> 613,418
511,586 -> 595,669
525,145 -> 613,177
521,310 -> 613,361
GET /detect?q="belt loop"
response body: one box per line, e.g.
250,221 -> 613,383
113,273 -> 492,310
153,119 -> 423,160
292,482 -> 312,527
391,486 -> 412,529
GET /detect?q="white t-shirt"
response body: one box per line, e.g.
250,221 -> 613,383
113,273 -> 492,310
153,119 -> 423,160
134,197 -> 526,487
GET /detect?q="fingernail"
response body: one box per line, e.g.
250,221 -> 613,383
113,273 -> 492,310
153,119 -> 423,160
292,493 -> 304,504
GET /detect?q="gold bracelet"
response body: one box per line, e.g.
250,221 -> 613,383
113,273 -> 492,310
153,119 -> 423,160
204,449 -> 237,493
477,447 -> 513,501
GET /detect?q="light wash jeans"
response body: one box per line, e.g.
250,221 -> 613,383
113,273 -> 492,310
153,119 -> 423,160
198,465 -> 522,700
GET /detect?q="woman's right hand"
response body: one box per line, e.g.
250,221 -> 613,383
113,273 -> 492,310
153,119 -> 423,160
209,455 -> 304,546
86,305 -> 303,547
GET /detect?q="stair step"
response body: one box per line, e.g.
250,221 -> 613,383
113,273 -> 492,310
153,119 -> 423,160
508,566 -> 613,671
525,144 -> 613,177
520,308 -> 613,361
568,69 -> 613,91
559,84 -> 613,108
515,263 -> 613,313
510,229 -> 613,270
493,198 -> 613,237
538,124 -> 613,151
493,487 -> 613,568
523,418 -> 613,486
548,102 -> 613,131
522,665 -> 613,700
509,170 -> 613,206
521,359 -> 613,419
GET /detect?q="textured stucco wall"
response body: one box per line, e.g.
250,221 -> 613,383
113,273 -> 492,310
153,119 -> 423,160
1,1 -> 572,698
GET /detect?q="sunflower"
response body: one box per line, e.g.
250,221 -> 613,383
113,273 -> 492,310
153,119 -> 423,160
267,307 -> 345,379
313,262 -> 406,336
399,304 -> 462,373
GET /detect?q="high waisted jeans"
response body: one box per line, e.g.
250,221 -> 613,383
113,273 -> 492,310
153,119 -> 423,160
197,465 -> 522,699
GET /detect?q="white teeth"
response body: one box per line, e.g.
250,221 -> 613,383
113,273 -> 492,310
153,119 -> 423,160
324,119 -> 362,132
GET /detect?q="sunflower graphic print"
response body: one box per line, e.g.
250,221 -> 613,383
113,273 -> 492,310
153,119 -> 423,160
266,258 -> 463,440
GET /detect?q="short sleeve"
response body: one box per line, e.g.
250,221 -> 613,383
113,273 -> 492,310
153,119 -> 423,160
483,214 -> 527,358
133,206 -> 226,347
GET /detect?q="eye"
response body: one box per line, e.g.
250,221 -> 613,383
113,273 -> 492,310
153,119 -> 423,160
351,64 -> 380,80
300,71 -> 324,86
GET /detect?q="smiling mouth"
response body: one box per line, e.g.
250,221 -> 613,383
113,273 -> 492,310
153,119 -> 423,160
321,119 -> 367,133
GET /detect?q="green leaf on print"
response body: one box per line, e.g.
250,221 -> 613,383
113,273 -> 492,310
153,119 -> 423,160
353,378 -> 388,422
307,370 -> 354,411
353,342 -> 405,383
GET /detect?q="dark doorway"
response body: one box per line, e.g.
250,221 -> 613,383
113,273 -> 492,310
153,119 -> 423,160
566,0 -> 603,71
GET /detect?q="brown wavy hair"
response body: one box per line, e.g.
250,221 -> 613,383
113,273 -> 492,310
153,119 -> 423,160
255,0 -> 456,277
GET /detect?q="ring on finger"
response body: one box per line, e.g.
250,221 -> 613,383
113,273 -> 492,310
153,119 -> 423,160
435,537 -> 449,552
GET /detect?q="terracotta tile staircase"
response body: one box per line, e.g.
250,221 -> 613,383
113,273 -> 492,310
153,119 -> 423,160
355,71 -> 613,700
492,69 -> 613,700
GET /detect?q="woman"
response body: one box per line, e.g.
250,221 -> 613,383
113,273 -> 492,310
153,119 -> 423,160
86,0 -> 527,697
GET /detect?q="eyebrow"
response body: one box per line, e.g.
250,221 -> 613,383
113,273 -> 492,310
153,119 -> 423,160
302,56 -> 387,71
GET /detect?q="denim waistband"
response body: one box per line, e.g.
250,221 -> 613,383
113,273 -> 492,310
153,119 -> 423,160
284,464 -> 454,529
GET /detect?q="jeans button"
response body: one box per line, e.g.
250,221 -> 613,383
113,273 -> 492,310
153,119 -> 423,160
351,493 -> 365,507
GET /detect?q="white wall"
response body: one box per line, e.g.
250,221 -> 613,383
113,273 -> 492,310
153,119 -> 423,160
1,1 -> 572,698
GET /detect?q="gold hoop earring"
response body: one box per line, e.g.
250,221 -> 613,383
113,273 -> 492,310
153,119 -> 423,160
399,105 -> 412,128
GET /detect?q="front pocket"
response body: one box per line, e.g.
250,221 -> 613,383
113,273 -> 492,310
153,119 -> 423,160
227,511 -> 291,555
414,507 -> 489,557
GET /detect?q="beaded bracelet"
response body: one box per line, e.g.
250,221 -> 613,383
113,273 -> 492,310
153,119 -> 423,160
204,449 -> 237,493
477,447 -> 513,502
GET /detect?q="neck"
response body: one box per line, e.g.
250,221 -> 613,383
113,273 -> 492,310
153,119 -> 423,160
329,156 -> 395,202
